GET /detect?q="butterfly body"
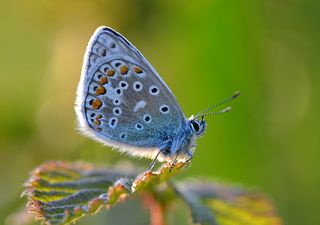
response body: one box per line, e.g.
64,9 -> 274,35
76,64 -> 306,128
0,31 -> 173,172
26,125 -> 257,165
75,26 -> 208,164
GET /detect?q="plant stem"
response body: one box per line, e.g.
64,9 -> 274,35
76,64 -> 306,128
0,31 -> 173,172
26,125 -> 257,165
142,192 -> 167,225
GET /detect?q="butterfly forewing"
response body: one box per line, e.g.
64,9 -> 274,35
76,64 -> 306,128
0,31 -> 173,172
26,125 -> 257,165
75,26 -> 187,157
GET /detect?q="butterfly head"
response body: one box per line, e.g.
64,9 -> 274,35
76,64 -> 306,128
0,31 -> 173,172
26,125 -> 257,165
189,116 -> 207,136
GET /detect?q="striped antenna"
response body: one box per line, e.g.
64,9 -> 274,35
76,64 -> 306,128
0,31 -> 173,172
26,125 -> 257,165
194,91 -> 240,119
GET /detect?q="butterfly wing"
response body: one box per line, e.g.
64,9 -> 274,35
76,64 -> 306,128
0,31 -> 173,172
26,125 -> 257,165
75,26 -> 187,159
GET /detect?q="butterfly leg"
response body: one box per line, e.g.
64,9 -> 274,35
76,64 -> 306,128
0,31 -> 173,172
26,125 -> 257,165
185,151 -> 193,163
146,149 -> 161,172
169,152 -> 180,172
169,151 -> 193,171
184,152 -> 193,169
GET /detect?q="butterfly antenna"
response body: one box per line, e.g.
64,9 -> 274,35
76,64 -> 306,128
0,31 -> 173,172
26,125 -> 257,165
195,106 -> 232,119
195,91 -> 240,118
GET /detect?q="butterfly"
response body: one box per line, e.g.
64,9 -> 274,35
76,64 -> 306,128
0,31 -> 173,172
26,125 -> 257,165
75,26 -> 239,171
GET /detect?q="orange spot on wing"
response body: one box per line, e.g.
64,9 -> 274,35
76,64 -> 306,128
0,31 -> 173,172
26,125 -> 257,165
95,86 -> 106,95
94,115 -> 102,125
91,99 -> 102,110
94,115 -> 103,127
107,69 -> 115,76
120,65 -> 129,75
134,67 -> 143,74
99,77 -> 108,85
94,119 -> 101,125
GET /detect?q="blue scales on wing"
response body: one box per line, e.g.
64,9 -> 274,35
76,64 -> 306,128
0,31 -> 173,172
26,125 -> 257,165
75,26 -> 187,160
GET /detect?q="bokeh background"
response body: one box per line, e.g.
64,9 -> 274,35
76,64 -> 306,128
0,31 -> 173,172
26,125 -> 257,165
1,0 -> 319,224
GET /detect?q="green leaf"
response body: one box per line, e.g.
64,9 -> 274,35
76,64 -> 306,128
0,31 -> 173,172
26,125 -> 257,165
175,181 -> 283,225
22,161 -> 188,225
22,162 -> 282,225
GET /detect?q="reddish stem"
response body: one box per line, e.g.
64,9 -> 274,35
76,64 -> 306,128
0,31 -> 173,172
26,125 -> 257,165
142,192 -> 167,225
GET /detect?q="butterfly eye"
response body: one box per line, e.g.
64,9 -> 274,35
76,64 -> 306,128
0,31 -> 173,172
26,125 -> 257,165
191,120 -> 200,132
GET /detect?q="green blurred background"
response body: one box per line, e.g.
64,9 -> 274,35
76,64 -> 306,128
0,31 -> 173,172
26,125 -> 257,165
1,0 -> 319,224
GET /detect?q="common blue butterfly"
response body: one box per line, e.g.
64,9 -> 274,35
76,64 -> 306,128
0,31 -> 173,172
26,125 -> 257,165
75,26 -> 239,170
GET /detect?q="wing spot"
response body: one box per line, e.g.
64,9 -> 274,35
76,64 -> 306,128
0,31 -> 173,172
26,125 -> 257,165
133,81 -> 143,92
134,100 -> 146,112
101,49 -> 107,57
115,62 -> 121,67
120,132 -> 127,140
120,65 -> 129,75
110,43 -> 116,48
91,99 -> 102,110
94,115 -> 102,125
143,114 -> 152,123
160,105 -> 169,114
95,86 -> 106,95
102,65 -> 109,73
149,85 -> 160,95
107,69 -> 115,76
115,88 -> 122,95
134,67 -> 143,74
113,107 -> 122,116
119,81 -> 128,89
135,123 -> 144,131
113,99 -> 121,106
109,117 -> 118,128
99,76 -> 108,85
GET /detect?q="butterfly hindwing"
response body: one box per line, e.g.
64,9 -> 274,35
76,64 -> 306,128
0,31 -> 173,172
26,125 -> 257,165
75,26 -> 187,158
